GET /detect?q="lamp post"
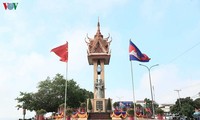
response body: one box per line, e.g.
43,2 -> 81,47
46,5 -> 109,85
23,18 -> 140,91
139,64 -> 159,118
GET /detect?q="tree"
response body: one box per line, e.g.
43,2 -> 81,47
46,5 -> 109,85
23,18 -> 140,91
170,97 -> 195,118
156,108 -> 164,115
15,92 -> 36,111
16,74 -> 93,113
144,98 -> 152,115
136,104 -> 142,115
194,98 -> 200,109
144,98 -> 152,108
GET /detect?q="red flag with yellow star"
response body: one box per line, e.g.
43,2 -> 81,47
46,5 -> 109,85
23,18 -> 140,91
51,42 -> 68,62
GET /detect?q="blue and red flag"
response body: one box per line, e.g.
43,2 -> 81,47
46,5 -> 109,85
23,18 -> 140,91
129,40 -> 150,62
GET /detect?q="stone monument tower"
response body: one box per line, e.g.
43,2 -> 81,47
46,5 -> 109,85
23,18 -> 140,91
86,20 -> 112,112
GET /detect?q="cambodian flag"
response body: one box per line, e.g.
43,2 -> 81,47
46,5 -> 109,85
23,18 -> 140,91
129,40 -> 150,62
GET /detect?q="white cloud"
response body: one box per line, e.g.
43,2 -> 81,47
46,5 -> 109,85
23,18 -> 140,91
135,64 -> 200,104
0,50 -> 68,118
106,64 -> 200,104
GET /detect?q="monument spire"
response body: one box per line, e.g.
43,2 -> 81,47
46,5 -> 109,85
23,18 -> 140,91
97,17 -> 100,33
95,17 -> 102,38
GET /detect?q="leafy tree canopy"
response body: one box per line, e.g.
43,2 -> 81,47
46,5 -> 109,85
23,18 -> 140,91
16,74 -> 93,113
144,98 -> 152,108
156,108 -> 164,115
194,98 -> 200,109
170,97 -> 195,118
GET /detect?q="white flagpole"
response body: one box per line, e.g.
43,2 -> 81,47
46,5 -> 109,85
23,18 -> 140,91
130,61 -> 137,120
64,42 -> 68,120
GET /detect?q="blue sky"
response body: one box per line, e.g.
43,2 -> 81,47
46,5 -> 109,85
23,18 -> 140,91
1,0 -> 200,119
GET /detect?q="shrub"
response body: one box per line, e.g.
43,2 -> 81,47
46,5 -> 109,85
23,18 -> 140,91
88,99 -> 92,110
107,98 -> 112,110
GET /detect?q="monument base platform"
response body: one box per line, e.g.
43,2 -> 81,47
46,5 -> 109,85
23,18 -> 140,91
88,112 -> 112,120
88,98 -> 112,113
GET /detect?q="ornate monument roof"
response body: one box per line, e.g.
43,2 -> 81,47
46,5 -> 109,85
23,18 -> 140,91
86,20 -> 112,65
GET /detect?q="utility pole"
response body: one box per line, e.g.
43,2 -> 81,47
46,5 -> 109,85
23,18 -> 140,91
174,89 -> 181,108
